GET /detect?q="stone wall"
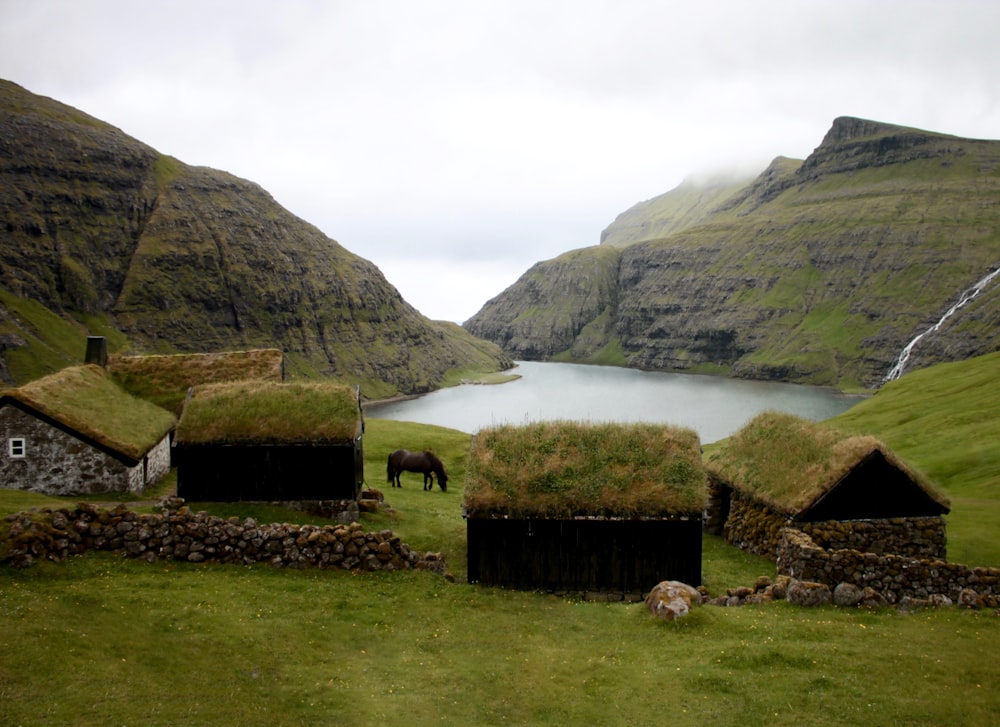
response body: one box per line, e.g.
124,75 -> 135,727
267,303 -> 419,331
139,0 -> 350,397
802,516 -> 946,560
2,499 -> 447,574
140,435 -> 173,492
776,527 -> 999,603
722,490 -> 947,562
0,405 -> 165,496
721,490 -> 791,558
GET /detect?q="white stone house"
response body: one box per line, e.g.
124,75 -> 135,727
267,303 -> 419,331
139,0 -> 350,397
0,365 -> 176,496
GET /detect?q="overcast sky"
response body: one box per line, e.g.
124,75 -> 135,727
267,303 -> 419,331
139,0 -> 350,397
2,1 -> 998,322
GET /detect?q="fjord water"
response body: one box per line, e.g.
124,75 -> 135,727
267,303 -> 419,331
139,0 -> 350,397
366,361 -> 864,444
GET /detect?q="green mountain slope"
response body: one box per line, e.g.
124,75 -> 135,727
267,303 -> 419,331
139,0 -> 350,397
0,80 -> 510,394
465,117 -> 1000,388
598,169 -> 761,248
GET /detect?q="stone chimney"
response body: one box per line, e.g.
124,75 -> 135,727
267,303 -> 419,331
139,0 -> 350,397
85,336 -> 108,367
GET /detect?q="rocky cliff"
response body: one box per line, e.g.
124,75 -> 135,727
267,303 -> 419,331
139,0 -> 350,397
465,117 -> 1000,389
0,80 -> 511,393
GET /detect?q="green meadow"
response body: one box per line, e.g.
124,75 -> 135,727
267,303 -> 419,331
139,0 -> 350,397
1,354 -> 999,725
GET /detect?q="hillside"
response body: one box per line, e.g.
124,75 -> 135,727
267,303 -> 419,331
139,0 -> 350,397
0,80 -> 511,395
465,117 -> 1000,389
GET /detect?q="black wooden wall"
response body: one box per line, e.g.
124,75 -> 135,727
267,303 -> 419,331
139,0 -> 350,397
175,441 -> 363,502
466,517 -> 702,592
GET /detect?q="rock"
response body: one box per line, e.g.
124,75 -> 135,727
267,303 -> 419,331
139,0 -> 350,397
768,575 -> 792,600
858,587 -> 890,609
898,596 -> 933,613
928,593 -> 953,608
645,580 -> 702,621
958,588 -> 983,609
786,580 -> 833,607
833,582 -> 864,607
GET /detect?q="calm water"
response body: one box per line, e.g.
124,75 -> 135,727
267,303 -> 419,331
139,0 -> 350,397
365,361 -> 864,444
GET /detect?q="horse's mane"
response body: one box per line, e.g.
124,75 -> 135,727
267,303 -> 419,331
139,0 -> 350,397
425,451 -> 447,476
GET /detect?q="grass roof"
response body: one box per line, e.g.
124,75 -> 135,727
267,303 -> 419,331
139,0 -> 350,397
463,421 -> 707,519
175,380 -> 362,445
109,349 -> 284,415
1,365 -> 177,461
705,411 -> 950,515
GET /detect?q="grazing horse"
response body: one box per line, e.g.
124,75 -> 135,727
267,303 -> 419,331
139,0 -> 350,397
387,449 -> 448,491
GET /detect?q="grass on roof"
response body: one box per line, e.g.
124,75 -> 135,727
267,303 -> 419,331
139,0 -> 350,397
463,421 -> 706,518
175,380 -> 361,445
2,365 -> 176,460
705,411 -> 947,515
109,349 -> 284,415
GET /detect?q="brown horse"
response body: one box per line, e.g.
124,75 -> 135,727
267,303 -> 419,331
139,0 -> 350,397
387,449 -> 448,491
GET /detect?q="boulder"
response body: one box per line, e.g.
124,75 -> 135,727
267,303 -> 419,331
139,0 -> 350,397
646,581 -> 702,621
859,587 -> 890,609
958,588 -> 983,609
786,580 -> 832,607
833,582 -> 863,607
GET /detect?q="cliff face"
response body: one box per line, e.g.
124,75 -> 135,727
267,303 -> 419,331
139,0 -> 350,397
467,246 -> 622,362
465,117 -> 1000,388
0,80 -> 510,393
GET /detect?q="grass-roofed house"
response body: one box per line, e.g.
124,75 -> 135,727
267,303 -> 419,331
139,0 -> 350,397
174,380 -> 364,502
463,421 -> 707,594
705,412 -> 951,561
109,348 -> 285,416
0,365 -> 176,496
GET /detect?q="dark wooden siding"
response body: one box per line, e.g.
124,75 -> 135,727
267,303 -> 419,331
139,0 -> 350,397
175,440 -> 363,502
466,516 -> 702,592
798,450 -> 949,521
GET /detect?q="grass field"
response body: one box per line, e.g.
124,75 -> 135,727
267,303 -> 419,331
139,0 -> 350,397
1,356 -> 999,725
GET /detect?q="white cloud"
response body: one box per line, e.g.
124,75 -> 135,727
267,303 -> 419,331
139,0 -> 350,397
2,0 -> 999,322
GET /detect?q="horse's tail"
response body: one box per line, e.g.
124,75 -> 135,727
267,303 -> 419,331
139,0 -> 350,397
386,453 -> 394,483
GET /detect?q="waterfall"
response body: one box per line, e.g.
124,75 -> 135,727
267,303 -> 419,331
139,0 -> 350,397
883,264 -> 1000,383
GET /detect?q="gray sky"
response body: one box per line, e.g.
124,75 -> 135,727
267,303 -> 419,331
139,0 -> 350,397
2,1 -> 998,322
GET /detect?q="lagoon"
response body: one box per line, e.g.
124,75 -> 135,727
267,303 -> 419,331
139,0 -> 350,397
365,361 -> 864,443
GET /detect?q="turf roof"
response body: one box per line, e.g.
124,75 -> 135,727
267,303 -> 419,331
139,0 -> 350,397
0,365 -> 177,461
109,348 -> 284,415
705,411 -> 950,516
463,420 -> 707,518
176,380 -> 362,445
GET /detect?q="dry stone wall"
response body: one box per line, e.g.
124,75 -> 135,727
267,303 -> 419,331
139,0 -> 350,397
776,527 -> 999,604
722,490 -> 947,562
721,490 -> 791,558
802,516 -> 946,560
2,498 -> 446,574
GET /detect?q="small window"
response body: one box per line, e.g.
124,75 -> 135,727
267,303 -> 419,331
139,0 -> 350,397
9,438 -> 25,458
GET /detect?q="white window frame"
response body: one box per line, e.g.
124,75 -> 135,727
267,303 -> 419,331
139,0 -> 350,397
9,438 -> 25,458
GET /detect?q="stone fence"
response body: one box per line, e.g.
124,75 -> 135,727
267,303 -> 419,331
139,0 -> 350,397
2,499 -> 446,574
776,527 -> 999,604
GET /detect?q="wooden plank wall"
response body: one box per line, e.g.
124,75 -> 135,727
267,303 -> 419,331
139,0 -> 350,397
467,517 -> 702,592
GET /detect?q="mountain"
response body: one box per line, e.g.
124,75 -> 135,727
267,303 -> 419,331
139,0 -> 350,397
0,80 -> 511,395
465,117 -> 1000,389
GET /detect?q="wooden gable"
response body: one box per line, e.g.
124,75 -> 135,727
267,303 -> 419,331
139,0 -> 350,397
797,449 -> 950,522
